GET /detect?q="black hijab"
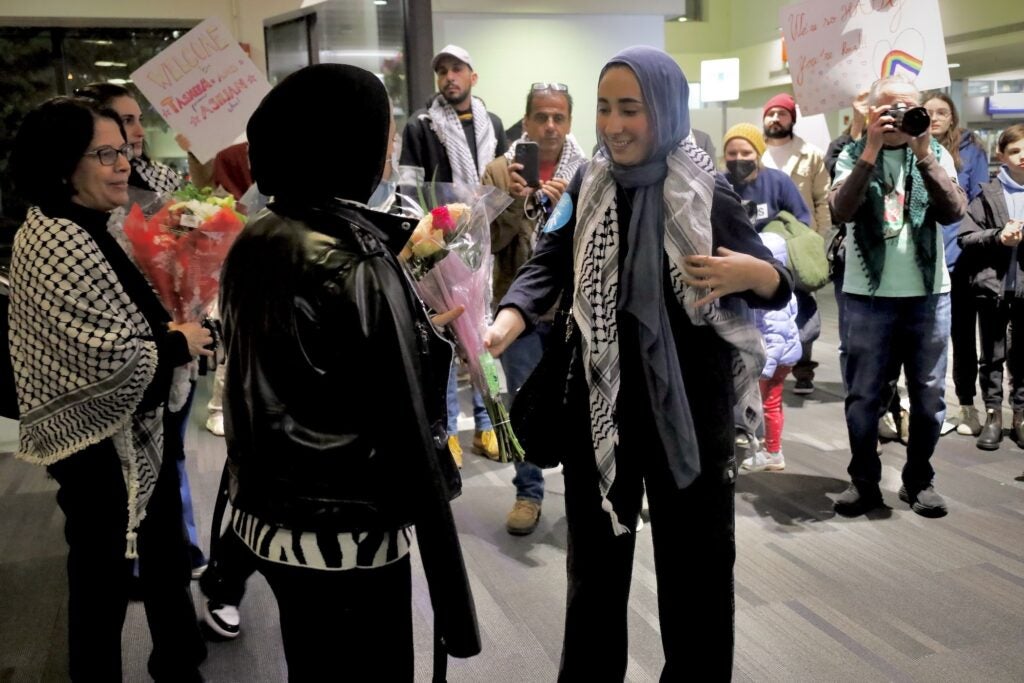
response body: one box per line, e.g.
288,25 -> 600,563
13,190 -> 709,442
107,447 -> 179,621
247,64 -> 390,204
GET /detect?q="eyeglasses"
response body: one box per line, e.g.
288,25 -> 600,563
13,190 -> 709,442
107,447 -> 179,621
531,82 -> 569,93
82,144 -> 135,166
925,108 -> 952,119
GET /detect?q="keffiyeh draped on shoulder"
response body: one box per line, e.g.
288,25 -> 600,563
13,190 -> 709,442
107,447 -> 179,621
573,140 -> 766,535
10,207 -> 164,558
427,95 -> 497,185
131,155 -> 182,194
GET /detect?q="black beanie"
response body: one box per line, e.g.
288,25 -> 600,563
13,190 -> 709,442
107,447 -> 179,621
247,63 -> 390,203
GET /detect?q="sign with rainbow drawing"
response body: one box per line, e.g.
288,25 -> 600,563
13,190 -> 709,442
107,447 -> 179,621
779,0 -> 950,116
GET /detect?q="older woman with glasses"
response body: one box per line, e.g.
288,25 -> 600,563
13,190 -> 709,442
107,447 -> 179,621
9,97 -> 212,681
75,82 -> 183,194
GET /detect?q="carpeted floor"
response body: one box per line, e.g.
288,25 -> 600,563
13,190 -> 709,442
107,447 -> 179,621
1,285 -> 1023,682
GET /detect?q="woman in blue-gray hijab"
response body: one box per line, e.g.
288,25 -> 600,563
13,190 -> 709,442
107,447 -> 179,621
486,46 -> 793,679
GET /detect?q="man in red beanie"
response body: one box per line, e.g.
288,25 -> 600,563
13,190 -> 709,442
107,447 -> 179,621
762,92 -> 832,395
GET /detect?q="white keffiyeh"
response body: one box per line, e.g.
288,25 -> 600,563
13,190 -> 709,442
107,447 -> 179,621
10,207 -> 164,558
573,140 -> 766,534
132,155 -> 182,194
427,95 -> 497,185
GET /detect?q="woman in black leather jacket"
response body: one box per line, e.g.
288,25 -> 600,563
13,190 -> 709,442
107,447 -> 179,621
218,63 -> 478,681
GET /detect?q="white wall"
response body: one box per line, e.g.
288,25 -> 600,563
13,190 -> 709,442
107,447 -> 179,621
432,13 -> 665,154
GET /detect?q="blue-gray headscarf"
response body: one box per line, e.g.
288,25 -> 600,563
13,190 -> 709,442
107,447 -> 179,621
600,46 -> 701,489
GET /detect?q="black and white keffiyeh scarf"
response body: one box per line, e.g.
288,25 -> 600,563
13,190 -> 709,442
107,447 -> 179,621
573,141 -> 766,535
10,207 -> 164,558
131,155 -> 182,194
504,132 -> 588,182
427,95 -> 497,184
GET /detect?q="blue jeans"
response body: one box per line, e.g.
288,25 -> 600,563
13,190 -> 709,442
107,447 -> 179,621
447,363 -> 492,434
843,293 -> 950,491
501,323 -> 551,503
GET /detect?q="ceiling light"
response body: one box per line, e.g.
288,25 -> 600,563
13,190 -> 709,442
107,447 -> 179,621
374,0 -> 387,4
948,63 -> 961,68
107,79 -> 133,85
95,61 -> 128,68
678,17 -> 688,22
83,39 -> 113,46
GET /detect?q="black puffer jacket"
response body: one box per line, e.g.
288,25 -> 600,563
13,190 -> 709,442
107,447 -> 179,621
958,179 -> 1024,299
220,198 -> 480,656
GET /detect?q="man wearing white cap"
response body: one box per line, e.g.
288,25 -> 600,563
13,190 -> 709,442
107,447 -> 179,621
402,44 -> 509,465
402,44 -> 508,186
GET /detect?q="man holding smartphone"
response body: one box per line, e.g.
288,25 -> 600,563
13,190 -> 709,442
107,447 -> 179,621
482,82 -> 587,535
402,45 -> 509,464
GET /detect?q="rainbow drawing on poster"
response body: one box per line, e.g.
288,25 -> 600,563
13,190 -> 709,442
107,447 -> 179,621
880,50 -> 923,79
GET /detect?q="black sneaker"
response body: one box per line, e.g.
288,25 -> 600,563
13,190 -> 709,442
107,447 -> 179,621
793,378 -> 815,395
833,482 -> 883,517
202,600 -> 241,640
898,485 -> 948,518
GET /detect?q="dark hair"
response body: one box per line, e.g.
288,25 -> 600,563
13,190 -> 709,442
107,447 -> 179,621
998,124 -> 1024,153
525,88 -> 573,117
248,64 -> 390,202
74,82 -> 133,108
11,97 -> 125,206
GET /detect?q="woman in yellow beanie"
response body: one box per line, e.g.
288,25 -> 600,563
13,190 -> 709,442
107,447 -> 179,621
722,122 -> 810,231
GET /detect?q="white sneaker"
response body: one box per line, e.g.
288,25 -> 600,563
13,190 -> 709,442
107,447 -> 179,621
203,599 -> 241,639
206,412 -> 225,437
742,450 -> 785,472
741,450 -> 767,471
955,405 -> 982,436
762,450 -> 785,471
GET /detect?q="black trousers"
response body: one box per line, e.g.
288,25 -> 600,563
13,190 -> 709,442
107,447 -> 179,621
255,552 -> 414,682
558,432 -> 736,681
200,526 -> 257,606
950,273 -> 980,404
48,439 -> 205,682
976,295 -> 1024,411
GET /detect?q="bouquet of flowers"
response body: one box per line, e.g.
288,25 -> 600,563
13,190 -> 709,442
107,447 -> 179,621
122,184 -> 246,323
397,183 -> 523,463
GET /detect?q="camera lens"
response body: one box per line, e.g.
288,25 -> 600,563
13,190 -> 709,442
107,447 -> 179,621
901,106 -> 931,137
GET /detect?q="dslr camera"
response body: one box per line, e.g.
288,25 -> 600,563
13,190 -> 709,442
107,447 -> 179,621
883,103 -> 930,137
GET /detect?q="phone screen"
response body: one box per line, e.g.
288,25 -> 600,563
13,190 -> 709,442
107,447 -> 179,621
514,142 -> 540,188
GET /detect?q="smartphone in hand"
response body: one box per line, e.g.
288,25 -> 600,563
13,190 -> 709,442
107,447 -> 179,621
514,141 -> 540,188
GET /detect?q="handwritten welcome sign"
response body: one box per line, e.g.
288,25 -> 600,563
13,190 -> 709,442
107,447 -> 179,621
131,17 -> 271,163
779,0 -> 949,116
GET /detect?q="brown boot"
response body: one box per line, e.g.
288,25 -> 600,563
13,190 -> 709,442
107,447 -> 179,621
506,498 -> 541,535
1013,410 -> 1024,448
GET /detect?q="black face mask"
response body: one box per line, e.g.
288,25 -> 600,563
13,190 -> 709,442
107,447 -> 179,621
727,159 -> 758,181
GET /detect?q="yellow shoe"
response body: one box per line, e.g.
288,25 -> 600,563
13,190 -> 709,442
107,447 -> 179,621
447,435 -> 463,469
472,429 -> 500,461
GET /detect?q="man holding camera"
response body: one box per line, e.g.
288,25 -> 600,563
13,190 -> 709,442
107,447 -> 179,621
761,93 -> 832,396
402,45 -> 509,465
829,76 -> 966,518
481,83 -> 586,535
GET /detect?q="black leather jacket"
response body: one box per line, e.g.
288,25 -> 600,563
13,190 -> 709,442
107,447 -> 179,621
220,198 -> 479,655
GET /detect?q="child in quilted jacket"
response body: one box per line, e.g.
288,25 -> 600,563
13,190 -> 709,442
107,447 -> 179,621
743,231 -> 803,472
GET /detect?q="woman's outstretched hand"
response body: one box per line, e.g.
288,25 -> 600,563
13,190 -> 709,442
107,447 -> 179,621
484,308 -> 526,358
682,247 -> 781,307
